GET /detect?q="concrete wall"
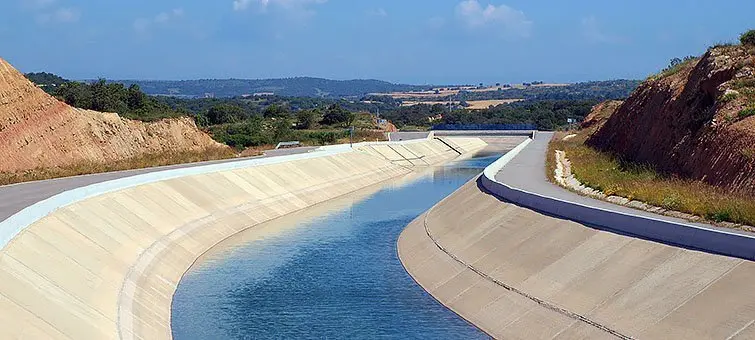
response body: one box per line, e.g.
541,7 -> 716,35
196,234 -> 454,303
0,137 -> 486,339
399,138 -> 755,339
399,179 -> 755,339
480,139 -> 755,261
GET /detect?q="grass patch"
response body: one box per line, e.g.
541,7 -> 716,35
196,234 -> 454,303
549,135 -> 755,226
0,147 -> 237,186
648,57 -> 699,81
733,79 -> 755,89
739,107 -> 755,119
721,92 -> 739,103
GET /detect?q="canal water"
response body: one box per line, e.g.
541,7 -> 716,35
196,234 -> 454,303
172,152 -> 502,339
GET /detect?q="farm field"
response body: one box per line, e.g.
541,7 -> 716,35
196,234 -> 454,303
400,99 -> 523,109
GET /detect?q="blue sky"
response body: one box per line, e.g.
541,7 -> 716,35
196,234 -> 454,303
1,0 -> 753,84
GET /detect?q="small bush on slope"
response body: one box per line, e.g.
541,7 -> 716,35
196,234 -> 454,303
741,30 -> 755,46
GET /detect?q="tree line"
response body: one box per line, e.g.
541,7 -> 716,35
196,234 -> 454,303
28,73 -> 634,149
380,100 -> 597,131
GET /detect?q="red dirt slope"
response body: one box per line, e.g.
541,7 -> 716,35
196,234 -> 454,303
587,45 -> 755,194
0,57 -> 230,174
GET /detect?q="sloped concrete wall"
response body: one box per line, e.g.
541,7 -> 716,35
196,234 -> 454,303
0,137 -> 486,340
399,179 -> 755,339
356,138 -> 487,166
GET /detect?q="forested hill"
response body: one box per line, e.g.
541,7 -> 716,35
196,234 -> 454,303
112,77 -> 430,98
25,72 -> 69,94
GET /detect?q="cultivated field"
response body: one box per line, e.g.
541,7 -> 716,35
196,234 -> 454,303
370,83 -> 570,99
465,99 -> 524,109
400,99 -> 523,110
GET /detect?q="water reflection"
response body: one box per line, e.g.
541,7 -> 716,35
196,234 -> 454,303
172,153 -> 500,340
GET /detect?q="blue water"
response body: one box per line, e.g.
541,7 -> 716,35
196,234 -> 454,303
172,154 -> 500,339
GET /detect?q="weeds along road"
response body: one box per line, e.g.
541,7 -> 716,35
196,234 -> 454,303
497,132 -> 755,238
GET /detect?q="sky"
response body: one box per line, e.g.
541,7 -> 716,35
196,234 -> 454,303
1,0 -> 753,85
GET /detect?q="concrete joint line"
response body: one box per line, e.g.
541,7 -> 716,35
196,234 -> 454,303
726,319 -> 755,340
434,137 -> 463,155
421,200 -> 632,339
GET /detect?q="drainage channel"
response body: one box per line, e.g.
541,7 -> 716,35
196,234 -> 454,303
171,153 -> 503,339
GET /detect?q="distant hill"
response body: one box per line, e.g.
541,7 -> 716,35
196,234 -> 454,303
459,80 -> 641,102
112,77 -> 431,98
25,72 -> 69,94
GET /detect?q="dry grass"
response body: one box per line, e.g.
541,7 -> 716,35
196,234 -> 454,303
548,132 -> 755,226
373,83 -> 570,99
466,99 -> 523,110
400,99 -> 523,109
0,147 -> 237,186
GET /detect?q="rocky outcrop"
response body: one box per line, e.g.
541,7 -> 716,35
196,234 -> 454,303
587,45 -> 755,195
0,57 -> 228,174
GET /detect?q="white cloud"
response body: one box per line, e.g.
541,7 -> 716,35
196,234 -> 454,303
581,16 -> 620,44
23,0 -> 80,25
455,0 -> 532,38
233,0 -> 253,11
36,7 -> 80,24
134,8 -> 184,33
233,0 -> 327,15
367,8 -> 387,17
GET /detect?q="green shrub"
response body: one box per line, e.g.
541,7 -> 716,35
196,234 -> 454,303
721,92 -> 739,103
707,209 -> 733,223
662,194 -> 682,210
739,107 -> 755,119
741,30 -> 755,46
734,79 -> 755,89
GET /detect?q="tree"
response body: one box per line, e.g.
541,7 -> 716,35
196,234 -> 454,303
272,118 -> 292,142
90,79 -> 127,113
741,30 -> 755,46
194,114 -> 210,127
346,112 -> 357,128
26,72 -> 68,94
263,104 -> 289,118
207,104 -> 245,125
126,84 -> 147,111
55,81 -> 93,108
296,109 -> 319,129
321,104 -> 350,126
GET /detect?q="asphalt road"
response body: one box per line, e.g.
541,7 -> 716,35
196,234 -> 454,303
387,132 -> 431,141
496,132 -> 755,237
0,147 -> 317,223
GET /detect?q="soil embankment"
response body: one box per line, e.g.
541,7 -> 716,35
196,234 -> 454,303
0,57 -> 229,177
586,45 -> 755,194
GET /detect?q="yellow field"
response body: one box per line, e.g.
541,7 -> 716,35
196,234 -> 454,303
400,99 -> 523,110
465,99 -> 524,109
370,83 -> 570,100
